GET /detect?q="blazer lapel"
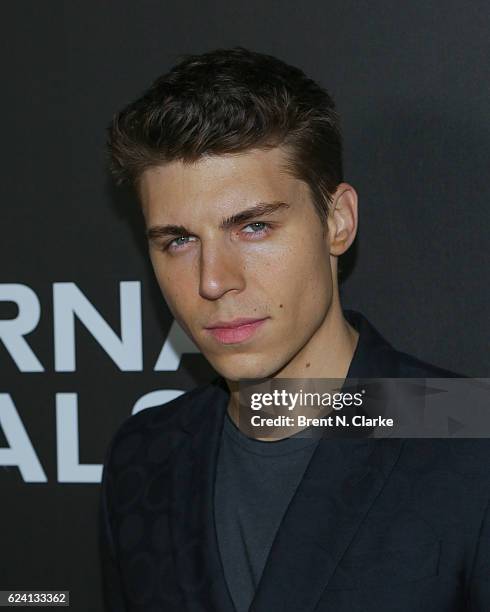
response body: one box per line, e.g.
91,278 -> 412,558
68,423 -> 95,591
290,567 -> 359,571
169,379 -> 236,612
249,437 -> 404,612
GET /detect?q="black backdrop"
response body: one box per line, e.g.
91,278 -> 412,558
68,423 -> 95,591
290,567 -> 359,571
1,2 -> 489,610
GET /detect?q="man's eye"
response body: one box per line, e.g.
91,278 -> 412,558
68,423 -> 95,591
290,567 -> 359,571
242,222 -> 270,234
166,235 -> 196,250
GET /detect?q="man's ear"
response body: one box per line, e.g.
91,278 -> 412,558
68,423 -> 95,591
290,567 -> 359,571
327,182 -> 358,256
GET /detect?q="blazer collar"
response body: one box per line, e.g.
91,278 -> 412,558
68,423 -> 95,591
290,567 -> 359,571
171,310 -> 405,612
342,309 -> 399,378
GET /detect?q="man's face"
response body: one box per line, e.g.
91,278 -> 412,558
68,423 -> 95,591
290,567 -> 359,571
139,147 -> 336,381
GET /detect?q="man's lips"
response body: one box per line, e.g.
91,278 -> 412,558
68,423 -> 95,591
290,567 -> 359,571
204,317 -> 269,344
205,317 -> 268,329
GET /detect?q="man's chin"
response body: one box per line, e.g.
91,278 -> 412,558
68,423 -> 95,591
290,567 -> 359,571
209,356 -> 278,382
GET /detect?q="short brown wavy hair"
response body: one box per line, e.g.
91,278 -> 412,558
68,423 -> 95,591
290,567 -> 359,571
107,46 -> 343,224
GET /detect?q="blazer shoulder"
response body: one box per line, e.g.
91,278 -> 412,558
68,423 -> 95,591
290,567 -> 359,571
393,349 -> 466,378
104,378 -> 222,456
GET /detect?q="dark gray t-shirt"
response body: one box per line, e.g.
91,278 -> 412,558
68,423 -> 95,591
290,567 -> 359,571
214,411 -> 320,612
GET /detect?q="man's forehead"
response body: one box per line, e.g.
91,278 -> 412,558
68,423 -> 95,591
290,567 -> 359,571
140,148 -> 305,220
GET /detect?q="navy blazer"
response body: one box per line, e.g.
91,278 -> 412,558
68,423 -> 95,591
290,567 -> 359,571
99,310 -> 490,611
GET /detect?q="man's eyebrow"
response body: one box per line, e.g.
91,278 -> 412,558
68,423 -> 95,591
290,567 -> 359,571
218,200 -> 290,230
146,200 -> 290,241
147,223 -> 190,242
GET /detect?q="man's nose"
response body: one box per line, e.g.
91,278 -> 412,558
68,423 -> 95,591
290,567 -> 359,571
198,241 -> 245,300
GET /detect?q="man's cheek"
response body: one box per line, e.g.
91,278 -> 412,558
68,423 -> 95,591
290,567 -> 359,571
171,296 -> 191,320
160,288 -> 187,320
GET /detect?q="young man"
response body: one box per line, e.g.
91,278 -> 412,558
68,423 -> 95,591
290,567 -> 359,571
100,47 -> 490,611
